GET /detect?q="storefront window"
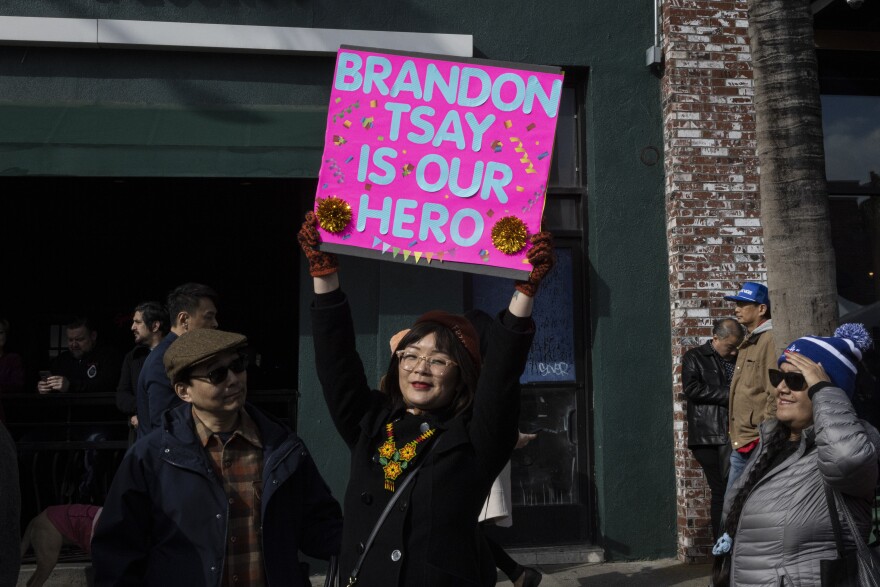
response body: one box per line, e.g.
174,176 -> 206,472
821,95 -> 880,183
469,77 -> 589,537
822,95 -> 880,308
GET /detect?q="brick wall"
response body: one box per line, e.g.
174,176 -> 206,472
660,0 -> 764,562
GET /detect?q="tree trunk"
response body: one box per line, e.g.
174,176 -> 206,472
747,0 -> 839,353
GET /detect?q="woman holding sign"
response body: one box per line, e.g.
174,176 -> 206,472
298,211 -> 553,587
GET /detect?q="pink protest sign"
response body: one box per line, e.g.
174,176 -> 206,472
314,46 -> 564,279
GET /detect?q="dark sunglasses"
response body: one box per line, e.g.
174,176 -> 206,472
191,356 -> 248,385
768,369 -> 807,391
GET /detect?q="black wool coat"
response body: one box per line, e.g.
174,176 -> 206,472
312,293 -> 534,587
681,340 -> 731,447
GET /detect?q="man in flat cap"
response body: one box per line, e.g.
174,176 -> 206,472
93,329 -> 342,586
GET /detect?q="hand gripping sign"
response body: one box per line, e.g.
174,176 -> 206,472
313,46 -> 564,279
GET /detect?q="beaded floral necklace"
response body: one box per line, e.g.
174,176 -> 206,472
377,421 -> 436,492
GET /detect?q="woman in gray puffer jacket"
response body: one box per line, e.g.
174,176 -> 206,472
712,324 -> 879,587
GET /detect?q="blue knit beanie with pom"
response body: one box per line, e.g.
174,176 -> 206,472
778,323 -> 873,397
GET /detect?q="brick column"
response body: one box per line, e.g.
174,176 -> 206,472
661,0 -> 764,562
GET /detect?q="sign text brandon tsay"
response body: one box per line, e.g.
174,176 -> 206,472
314,47 -> 563,276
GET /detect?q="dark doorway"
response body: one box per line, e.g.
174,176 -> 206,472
2,176 -> 315,393
3,177 -> 315,527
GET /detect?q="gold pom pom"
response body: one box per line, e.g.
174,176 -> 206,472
316,197 -> 352,234
491,216 -> 528,255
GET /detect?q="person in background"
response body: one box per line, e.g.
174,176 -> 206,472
0,420 -> 21,587
0,317 -> 24,422
34,316 -> 123,502
681,317 -> 744,540
724,282 -> 777,490
136,283 -> 218,438
711,323 -> 878,587
93,329 -> 341,586
117,301 -> 168,439
299,211 -> 554,586
37,316 -> 122,395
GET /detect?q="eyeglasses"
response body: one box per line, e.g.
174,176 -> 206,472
396,351 -> 457,376
191,356 -> 248,385
768,369 -> 807,391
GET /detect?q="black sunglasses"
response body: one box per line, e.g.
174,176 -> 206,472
768,369 -> 807,391
191,356 -> 248,385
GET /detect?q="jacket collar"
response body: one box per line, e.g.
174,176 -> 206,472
748,319 -> 773,338
361,403 -> 469,454
160,402 -> 297,466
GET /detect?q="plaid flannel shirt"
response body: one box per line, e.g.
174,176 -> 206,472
194,409 -> 265,586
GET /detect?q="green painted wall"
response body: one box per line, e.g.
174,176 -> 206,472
0,0 -> 673,559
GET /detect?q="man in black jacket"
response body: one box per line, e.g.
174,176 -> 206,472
681,317 -> 744,540
116,301 -> 168,438
37,317 -> 121,395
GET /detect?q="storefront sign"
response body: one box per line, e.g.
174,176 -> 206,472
314,46 -> 564,278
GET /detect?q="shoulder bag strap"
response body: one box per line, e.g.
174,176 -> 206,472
824,483 -> 847,558
832,487 -> 880,586
346,436 -> 439,586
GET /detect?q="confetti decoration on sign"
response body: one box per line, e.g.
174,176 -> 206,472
402,163 -> 414,177
333,135 -> 346,146
324,158 -> 345,185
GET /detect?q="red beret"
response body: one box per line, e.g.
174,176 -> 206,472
413,310 -> 482,370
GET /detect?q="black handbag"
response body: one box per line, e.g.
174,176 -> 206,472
821,484 -> 880,587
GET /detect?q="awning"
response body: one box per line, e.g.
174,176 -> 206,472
0,103 -> 328,177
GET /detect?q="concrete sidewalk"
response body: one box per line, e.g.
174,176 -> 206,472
308,559 -> 712,586
19,558 -> 713,586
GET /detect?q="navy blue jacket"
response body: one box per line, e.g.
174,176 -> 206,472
92,402 -> 342,587
135,332 -> 178,439
116,345 -> 150,416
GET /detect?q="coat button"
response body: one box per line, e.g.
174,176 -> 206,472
361,492 -> 373,505
216,514 -> 222,520
357,542 -> 365,554
391,549 -> 402,562
399,501 -> 408,512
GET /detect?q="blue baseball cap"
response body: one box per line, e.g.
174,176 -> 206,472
724,281 -> 770,306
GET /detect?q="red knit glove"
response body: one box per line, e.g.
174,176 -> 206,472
515,231 -> 555,297
297,211 -> 339,277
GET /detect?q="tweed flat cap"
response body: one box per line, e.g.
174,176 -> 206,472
164,329 -> 247,383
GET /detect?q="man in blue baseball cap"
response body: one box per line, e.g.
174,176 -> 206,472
723,281 -> 777,490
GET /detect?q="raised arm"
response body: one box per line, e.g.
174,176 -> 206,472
298,212 -> 378,447
787,351 -> 878,497
469,232 -> 554,475
298,211 -> 339,294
